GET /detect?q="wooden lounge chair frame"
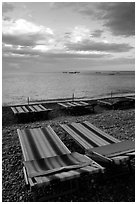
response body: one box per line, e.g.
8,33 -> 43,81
58,101 -> 96,113
125,95 -> 135,100
60,121 -> 135,170
17,125 -> 104,201
11,104 -> 52,121
98,97 -> 135,110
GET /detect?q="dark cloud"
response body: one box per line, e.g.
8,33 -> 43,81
3,34 -> 36,46
52,2 -> 135,37
2,45 -> 38,56
2,33 -> 49,46
2,3 -> 14,14
66,40 -> 133,53
101,3 -> 135,36
80,2 -> 135,37
92,30 -> 103,38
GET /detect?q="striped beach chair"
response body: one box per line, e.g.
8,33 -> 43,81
60,121 -> 135,168
17,126 -> 104,201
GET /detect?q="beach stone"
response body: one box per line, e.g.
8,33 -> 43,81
2,106 -> 135,202
19,196 -> 23,201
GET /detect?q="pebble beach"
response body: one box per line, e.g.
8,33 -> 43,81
2,102 -> 135,202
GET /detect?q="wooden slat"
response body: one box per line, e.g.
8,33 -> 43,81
33,105 -> 43,112
80,165 -> 99,173
54,170 -> 81,181
35,176 -> 51,187
11,107 -> 18,114
28,106 -> 37,112
58,102 -> 69,108
112,155 -> 130,165
66,102 -> 76,107
98,100 -> 112,106
23,167 -> 29,185
79,101 -> 89,106
39,104 -> 48,111
71,102 -> 82,106
34,163 -> 104,185
16,106 -> 25,113
28,177 -> 35,187
22,106 -> 29,113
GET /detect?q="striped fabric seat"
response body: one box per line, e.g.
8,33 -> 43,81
17,126 -> 104,189
24,152 -> 96,178
60,121 -> 135,166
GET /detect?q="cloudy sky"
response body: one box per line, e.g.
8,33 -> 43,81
2,2 -> 135,72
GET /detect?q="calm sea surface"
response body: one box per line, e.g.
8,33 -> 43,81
2,71 -> 135,105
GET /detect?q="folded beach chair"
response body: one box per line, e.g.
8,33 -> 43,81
60,121 -> 135,168
17,126 -> 104,201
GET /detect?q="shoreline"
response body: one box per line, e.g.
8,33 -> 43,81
2,102 -> 135,202
2,92 -> 135,107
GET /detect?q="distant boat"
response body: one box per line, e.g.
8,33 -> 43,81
62,71 -> 80,74
68,71 -> 80,74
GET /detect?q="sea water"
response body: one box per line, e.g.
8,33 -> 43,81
2,71 -> 135,105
